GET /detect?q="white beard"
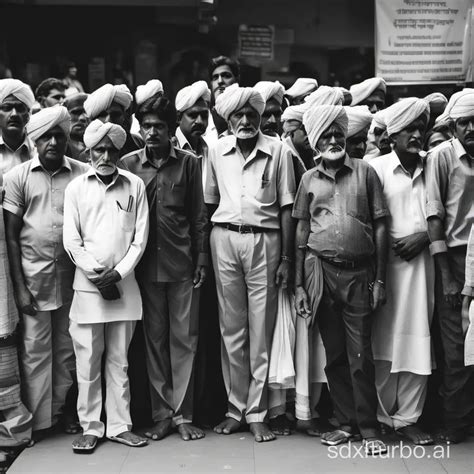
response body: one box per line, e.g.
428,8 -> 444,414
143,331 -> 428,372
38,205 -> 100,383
320,148 -> 345,161
233,127 -> 259,139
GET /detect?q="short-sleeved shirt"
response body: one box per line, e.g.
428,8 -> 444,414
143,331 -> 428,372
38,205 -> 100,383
3,154 -> 89,310
0,134 -> 33,177
205,131 -> 296,229
463,224 -> 474,297
120,144 -> 208,283
426,138 -> 474,248
292,154 -> 388,260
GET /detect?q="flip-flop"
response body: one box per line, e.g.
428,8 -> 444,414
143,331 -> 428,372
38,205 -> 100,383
321,430 -> 355,446
107,435 -> 148,447
72,435 -> 98,454
363,438 -> 387,455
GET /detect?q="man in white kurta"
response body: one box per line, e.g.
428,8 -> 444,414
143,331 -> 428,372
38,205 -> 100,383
369,98 -> 434,445
63,120 -> 149,452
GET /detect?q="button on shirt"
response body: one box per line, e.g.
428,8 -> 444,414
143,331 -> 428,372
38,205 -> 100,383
205,132 -> 296,228
3,154 -> 89,310
426,138 -> 474,248
120,144 -> 208,283
292,154 -> 388,260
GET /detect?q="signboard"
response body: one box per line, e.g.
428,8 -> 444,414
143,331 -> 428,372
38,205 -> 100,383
375,0 -> 473,84
238,25 -> 275,63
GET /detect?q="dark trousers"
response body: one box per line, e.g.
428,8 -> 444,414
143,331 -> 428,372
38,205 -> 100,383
436,246 -> 474,429
317,261 -> 379,438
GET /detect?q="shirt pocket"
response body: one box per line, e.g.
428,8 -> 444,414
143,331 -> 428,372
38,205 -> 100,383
254,178 -> 276,204
117,208 -> 135,232
164,182 -> 186,210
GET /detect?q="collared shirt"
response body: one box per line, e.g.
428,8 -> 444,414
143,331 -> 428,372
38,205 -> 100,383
283,136 -> 313,187
3,154 -> 89,311
120,144 -> 208,283
292,154 -> 388,260
0,134 -> 33,177
426,138 -> 474,248
463,224 -> 474,297
205,131 -> 296,229
63,168 -> 149,290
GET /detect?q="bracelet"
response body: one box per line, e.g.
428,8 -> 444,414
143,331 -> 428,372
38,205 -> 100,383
375,280 -> 385,287
429,240 -> 448,256
281,255 -> 293,262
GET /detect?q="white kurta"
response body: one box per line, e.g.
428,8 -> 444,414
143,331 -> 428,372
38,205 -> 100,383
369,151 -> 435,375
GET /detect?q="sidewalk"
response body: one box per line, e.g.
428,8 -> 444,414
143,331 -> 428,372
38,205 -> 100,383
8,429 -> 474,473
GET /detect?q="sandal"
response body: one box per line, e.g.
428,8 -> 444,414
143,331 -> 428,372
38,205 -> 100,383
72,435 -> 98,454
321,429 -> 356,446
108,432 -> 148,447
363,438 -> 387,455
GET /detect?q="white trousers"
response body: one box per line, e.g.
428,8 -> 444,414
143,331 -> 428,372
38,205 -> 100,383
21,305 -> 74,430
70,320 -> 136,438
375,360 -> 428,430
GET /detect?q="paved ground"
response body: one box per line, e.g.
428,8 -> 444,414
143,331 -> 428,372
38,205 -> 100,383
8,429 -> 474,473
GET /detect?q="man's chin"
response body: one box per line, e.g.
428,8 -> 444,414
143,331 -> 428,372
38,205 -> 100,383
234,129 -> 258,139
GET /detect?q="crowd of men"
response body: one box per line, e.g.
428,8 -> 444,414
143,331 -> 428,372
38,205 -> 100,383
0,55 -> 473,461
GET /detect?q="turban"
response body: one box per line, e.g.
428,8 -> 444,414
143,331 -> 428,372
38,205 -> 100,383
344,105 -> 373,137
253,81 -> 285,105
304,86 -> 344,107
285,78 -> 318,99
281,104 -> 308,134
350,77 -> 386,106
64,92 -> 88,111
84,83 -> 133,119
424,92 -> 448,107
215,83 -> 265,121
175,80 -> 211,112
303,105 -> 348,149
135,79 -> 164,106
0,78 -> 35,109
442,88 -> 474,121
83,119 -> 127,150
371,108 -> 388,130
27,105 -> 70,142
385,97 -> 430,136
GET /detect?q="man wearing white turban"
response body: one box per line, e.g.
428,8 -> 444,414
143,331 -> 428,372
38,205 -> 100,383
285,78 -> 318,105
84,83 -> 143,157
304,86 -> 344,108
294,105 -> 389,454
0,79 -> 35,175
344,105 -> 373,159
131,79 -> 164,136
205,85 -> 296,443
350,77 -> 387,113
426,89 -> 474,444
253,81 -> 285,137
369,98 -> 434,445
63,120 -> 149,453
424,92 -> 447,128
3,106 -> 89,440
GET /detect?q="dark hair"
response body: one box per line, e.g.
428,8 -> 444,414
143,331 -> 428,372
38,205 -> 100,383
35,77 -> 66,99
208,55 -> 240,81
136,96 -> 177,133
424,123 -> 453,150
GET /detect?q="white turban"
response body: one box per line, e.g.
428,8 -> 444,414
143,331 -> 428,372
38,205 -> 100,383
0,78 -> 35,109
215,83 -> 265,121
304,86 -> 345,107
175,81 -> 211,112
344,105 -> 373,138
285,78 -> 318,99
444,88 -> 474,121
84,83 -> 133,119
83,119 -> 127,150
253,81 -> 285,105
303,105 -> 348,149
281,104 -> 307,134
385,97 -> 430,136
27,105 -> 70,142
135,79 -> 164,106
371,108 -> 388,131
350,77 -> 386,106
424,92 -> 448,107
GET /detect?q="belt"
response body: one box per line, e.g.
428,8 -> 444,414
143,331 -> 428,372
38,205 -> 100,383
320,256 -> 366,269
214,222 -> 276,234
0,332 -> 17,348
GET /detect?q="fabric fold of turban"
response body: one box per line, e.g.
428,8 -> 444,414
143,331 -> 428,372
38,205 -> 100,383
175,81 -> 211,112
253,81 -> 285,105
442,88 -> 474,121
84,83 -> 133,119
350,77 -> 387,106
83,119 -> 127,150
424,92 -> 448,107
303,104 -> 348,149
385,97 -> 430,136
285,78 -> 318,99
135,79 -> 164,106
304,86 -> 345,107
0,78 -> 35,109
344,105 -> 373,137
27,105 -> 71,142
281,104 -> 307,134
215,83 -> 265,121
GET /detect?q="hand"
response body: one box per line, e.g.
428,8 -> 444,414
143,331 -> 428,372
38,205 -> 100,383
370,282 -> 386,310
461,296 -> 472,334
275,260 -> 292,289
441,278 -> 462,310
193,265 -> 207,289
295,286 -> 311,318
89,267 -> 121,289
15,285 -> 37,316
392,232 -> 428,261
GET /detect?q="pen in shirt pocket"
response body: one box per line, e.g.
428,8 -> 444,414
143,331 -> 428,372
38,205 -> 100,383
126,195 -> 134,212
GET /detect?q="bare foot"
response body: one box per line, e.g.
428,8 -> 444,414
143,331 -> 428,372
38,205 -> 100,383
144,419 -> 172,441
249,422 -> 276,443
269,415 -> 291,436
396,425 -> 433,445
178,423 -> 205,441
214,417 -> 241,435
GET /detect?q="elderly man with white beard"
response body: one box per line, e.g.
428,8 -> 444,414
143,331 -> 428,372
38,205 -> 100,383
293,105 -> 389,455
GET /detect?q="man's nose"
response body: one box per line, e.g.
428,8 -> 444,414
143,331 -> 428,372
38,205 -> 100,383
466,120 -> 474,131
369,104 -> 379,113
195,114 -> 204,125
50,135 -> 57,145
267,114 -> 276,124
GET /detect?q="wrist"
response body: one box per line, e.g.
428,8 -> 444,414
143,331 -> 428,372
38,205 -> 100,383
280,255 -> 292,263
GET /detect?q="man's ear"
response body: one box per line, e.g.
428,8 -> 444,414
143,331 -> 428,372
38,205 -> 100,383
176,111 -> 182,126
448,119 -> 457,137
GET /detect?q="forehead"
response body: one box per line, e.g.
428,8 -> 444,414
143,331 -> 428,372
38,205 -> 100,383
37,124 -> 67,139
47,88 -> 65,97
456,114 -> 474,124
140,113 -> 167,125
66,97 -> 86,110
231,103 -> 260,117
183,100 -> 209,115
401,116 -> 427,131
105,102 -> 125,113
348,128 -> 369,141
93,135 -> 118,150
212,65 -> 234,78
264,98 -> 282,112
321,122 -> 345,136
1,94 -> 26,107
